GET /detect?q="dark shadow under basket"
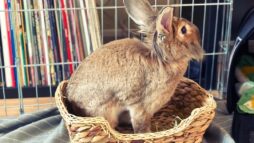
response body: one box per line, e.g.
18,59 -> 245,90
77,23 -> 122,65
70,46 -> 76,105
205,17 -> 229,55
55,78 -> 216,143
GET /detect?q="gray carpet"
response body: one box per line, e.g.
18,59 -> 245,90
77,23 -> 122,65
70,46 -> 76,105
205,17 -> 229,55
214,100 -> 233,133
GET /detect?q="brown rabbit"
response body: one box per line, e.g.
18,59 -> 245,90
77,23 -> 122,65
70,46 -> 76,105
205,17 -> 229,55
66,0 -> 204,133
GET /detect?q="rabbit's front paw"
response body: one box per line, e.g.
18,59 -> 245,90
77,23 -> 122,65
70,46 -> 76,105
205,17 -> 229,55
129,108 -> 152,133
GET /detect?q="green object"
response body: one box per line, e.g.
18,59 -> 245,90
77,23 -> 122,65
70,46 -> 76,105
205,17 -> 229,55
237,85 -> 254,114
237,55 -> 254,68
237,55 -> 254,81
20,32 -> 28,86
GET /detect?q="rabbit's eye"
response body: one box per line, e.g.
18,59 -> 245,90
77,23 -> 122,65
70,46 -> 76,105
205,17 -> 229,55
181,26 -> 187,34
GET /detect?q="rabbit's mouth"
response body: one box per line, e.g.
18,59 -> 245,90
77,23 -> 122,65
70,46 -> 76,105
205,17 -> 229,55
189,42 -> 204,61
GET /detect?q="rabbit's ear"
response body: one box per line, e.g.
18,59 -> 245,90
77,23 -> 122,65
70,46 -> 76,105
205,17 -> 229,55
123,0 -> 156,26
156,7 -> 174,34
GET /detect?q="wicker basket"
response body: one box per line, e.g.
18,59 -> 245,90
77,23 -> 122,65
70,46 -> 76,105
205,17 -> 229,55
55,78 -> 216,143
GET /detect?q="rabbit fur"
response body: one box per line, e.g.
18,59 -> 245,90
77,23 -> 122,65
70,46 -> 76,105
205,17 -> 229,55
66,0 -> 204,133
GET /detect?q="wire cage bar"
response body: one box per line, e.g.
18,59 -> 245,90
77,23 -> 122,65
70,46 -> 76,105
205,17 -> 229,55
0,0 -> 233,117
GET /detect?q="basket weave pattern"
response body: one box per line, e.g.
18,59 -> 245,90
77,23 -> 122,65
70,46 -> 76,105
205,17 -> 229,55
55,78 -> 216,143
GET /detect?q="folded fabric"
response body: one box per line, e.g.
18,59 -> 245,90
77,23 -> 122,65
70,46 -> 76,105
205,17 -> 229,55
238,81 -> 254,95
237,82 -> 254,114
0,107 -> 70,143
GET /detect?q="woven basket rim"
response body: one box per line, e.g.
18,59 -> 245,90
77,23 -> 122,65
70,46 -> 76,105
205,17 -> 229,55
55,78 -> 217,141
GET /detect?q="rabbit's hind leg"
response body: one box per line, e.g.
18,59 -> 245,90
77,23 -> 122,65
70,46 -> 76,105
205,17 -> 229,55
128,105 -> 152,133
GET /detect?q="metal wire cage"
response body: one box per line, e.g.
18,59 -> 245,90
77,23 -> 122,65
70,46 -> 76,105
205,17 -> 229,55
0,0 -> 233,117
